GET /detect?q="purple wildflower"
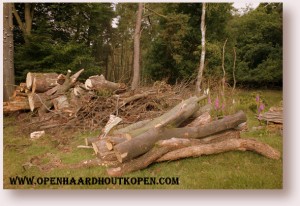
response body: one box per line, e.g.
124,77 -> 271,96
256,94 -> 260,103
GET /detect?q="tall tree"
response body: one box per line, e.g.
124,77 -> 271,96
131,3 -> 143,90
3,3 -> 15,101
12,3 -> 34,44
195,3 -> 206,93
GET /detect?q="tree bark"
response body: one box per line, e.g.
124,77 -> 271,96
232,47 -> 237,92
195,3 -> 206,93
85,74 -> 126,93
3,3 -> 15,101
131,3 -> 143,90
12,3 -> 34,44
113,110 -> 246,163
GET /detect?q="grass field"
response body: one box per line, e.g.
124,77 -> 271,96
3,89 -> 283,189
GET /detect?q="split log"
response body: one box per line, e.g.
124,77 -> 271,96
31,73 -> 61,93
3,96 -> 30,113
107,137 -> 280,176
113,110 -> 246,163
85,74 -> 126,93
26,72 -> 58,90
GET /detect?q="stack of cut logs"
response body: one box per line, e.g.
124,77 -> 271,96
3,69 -> 127,118
83,96 -> 281,176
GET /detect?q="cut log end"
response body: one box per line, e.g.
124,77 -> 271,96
85,79 -> 93,90
26,72 -> 33,89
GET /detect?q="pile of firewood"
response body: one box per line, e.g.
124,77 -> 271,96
80,96 -> 281,176
4,70 -> 188,132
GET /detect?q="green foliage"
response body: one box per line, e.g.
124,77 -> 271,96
232,3 -> 282,87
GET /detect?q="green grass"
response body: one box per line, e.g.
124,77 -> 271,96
3,89 -> 283,189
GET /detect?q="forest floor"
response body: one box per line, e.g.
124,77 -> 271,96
3,89 -> 283,189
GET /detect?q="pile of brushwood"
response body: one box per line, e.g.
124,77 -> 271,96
4,69 -> 183,132
4,70 -> 281,176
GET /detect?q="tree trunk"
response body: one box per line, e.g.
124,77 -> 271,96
221,38 -> 227,99
85,74 -> 126,93
113,110 -> 246,163
131,3 -> 143,90
232,47 -> 237,92
12,3 -> 34,44
195,3 -> 206,93
3,3 -> 15,101
26,72 -> 59,92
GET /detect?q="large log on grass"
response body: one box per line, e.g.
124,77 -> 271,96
85,75 -> 126,93
26,72 -> 58,91
113,111 -> 247,163
107,137 -> 280,176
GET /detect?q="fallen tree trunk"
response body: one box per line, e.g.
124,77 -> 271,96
113,110 -> 246,163
107,137 -> 280,176
26,72 -> 58,91
156,138 -> 281,162
113,119 -> 152,135
186,111 -> 211,127
85,74 -> 126,93
123,95 -> 206,138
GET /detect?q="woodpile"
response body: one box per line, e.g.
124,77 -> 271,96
81,96 -> 281,176
258,106 -> 283,124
